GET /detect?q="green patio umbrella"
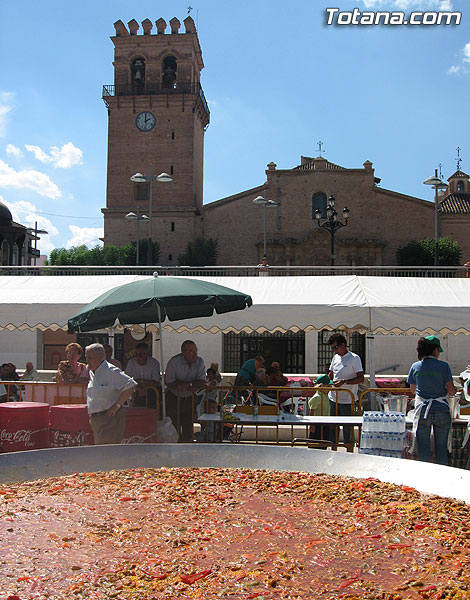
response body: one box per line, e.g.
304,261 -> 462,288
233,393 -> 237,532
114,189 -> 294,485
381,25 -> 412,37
68,275 -> 252,332
68,275 -> 253,419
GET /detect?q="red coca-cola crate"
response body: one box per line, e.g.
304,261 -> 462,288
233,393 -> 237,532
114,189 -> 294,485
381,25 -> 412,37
0,402 -> 50,452
122,408 -> 158,444
49,404 -> 94,447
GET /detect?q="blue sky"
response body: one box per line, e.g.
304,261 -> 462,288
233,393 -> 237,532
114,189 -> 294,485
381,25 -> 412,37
0,0 -> 468,256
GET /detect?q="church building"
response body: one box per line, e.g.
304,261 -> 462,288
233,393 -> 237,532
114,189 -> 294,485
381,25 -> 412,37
101,16 -> 469,267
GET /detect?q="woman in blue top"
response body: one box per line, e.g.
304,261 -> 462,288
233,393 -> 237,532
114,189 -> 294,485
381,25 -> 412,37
407,335 -> 456,465
234,356 -> 264,387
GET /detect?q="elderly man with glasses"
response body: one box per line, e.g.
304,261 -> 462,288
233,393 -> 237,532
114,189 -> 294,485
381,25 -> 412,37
86,343 -> 137,445
125,342 -> 161,409
164,340 -> 207,442
327,333 -> 364,449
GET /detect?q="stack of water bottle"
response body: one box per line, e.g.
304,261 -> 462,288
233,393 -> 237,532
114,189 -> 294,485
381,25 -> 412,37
360,411 -> 406,458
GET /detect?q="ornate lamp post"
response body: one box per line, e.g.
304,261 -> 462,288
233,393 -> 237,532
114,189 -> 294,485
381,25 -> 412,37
314,196 -> 349,266
130,166 -> 173,265
253,195 -> 277,260
26,222 -> 48,266
423,169 -> 448,266
125,208 -> 149,265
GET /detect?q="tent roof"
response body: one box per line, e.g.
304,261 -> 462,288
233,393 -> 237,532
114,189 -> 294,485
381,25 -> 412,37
1,274 -> 469,335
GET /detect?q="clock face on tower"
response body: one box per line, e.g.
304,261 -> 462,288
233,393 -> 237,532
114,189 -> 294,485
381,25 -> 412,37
135,111 -> 156,131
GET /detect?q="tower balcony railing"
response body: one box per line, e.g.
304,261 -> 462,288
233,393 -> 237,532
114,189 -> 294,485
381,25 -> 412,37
102,82 -> 210,122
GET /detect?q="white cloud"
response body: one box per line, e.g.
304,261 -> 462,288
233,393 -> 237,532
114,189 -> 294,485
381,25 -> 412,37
448,41 -> 470,75
6,144 -> 23,158
25,144 -> 50,163
25,141 -> 83,169
0,92 -> 14,138
66,225 -> 103,249
2,197 -> 59,255
0,159 -> 62,198
464,42 -> 470,62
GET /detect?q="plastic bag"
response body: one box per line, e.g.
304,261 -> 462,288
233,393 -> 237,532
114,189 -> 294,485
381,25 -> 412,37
156,416 -> 178,443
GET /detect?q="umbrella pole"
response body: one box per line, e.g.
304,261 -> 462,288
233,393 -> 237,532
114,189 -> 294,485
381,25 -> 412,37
158,304 -> 166,419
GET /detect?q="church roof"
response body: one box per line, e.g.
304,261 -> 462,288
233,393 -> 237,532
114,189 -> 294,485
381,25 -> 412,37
294,157 -> 347,171
448,170 -> 469,180
439,193 -> 470,215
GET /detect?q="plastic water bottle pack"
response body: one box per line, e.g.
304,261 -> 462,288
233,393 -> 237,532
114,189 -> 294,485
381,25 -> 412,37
359,411 -> 406,457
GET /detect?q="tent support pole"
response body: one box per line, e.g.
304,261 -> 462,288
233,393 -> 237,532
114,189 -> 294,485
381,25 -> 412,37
157,305 -> 166,419
367,332 -> 375,389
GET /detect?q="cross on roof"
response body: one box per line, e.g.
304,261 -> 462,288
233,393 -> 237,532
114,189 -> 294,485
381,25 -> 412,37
456,146 -> 462,171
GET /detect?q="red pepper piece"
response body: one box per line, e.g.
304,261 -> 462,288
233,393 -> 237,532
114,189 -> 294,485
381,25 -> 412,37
338,577 -> 357,590
387,543 -> 411,549
118,496 -> 135,501
180,569 -> 212,585
140,567 -> 167,580
421,585 -> 437,593
337,569 -> 362,590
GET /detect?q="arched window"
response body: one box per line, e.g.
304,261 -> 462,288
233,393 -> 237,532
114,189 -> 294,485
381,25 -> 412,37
162,55 -> 177,89
457,181 -> 464,192
312,192 -> 327,219
131,58 -> 145,93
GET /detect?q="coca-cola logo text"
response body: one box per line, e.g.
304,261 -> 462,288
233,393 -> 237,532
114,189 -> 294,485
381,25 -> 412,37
122,432 -> 157,444
0,427 -> 47,448
50,429 -> 92,447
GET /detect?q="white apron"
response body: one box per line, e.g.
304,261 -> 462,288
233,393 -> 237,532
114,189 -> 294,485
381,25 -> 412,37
410,395 -> 452,455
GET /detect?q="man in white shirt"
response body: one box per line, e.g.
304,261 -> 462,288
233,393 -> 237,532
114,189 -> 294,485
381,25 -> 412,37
165,340 -> 206,442
125,342 -> 161,409
327,333 -> 364,447
86,343 -> 137,445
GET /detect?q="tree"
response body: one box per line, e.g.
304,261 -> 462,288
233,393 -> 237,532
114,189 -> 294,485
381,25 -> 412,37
177,238 -> 219,266
47,241 -> 160,266
396,237 -> 462,266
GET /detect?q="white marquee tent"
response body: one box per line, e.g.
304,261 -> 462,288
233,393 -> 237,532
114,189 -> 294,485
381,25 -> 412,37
0,275 -> 469,335
1,275 -> 469,380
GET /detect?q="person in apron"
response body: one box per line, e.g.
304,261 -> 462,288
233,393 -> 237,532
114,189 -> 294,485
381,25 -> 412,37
407,335 -> 456,465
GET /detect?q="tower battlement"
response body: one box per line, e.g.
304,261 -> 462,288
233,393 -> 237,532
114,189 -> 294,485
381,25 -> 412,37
113,16 -> 196,37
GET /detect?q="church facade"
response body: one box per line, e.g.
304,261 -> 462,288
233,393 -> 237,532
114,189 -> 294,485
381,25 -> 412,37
101,16 -> 470,267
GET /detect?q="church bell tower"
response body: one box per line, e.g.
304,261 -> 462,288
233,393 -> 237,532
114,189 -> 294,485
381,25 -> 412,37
101,16 -> 210,264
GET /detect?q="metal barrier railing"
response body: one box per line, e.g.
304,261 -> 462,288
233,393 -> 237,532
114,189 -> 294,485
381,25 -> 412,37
0,381 -> 88,404
188,384 -> 356,448
1,265 -> 467,277
0,381 -> 161,410
358,388 -> 412,413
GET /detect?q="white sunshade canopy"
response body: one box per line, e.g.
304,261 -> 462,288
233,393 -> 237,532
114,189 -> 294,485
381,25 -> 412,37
0,274 -> 469,336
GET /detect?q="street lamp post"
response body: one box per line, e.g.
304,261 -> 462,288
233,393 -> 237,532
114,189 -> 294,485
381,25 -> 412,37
130,165 -> 173,265
423,169 -> 448,266
26,221 -> 48,266
314,196 -> 349,266
253,195 -> 277,260
125,208 -> 149,265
